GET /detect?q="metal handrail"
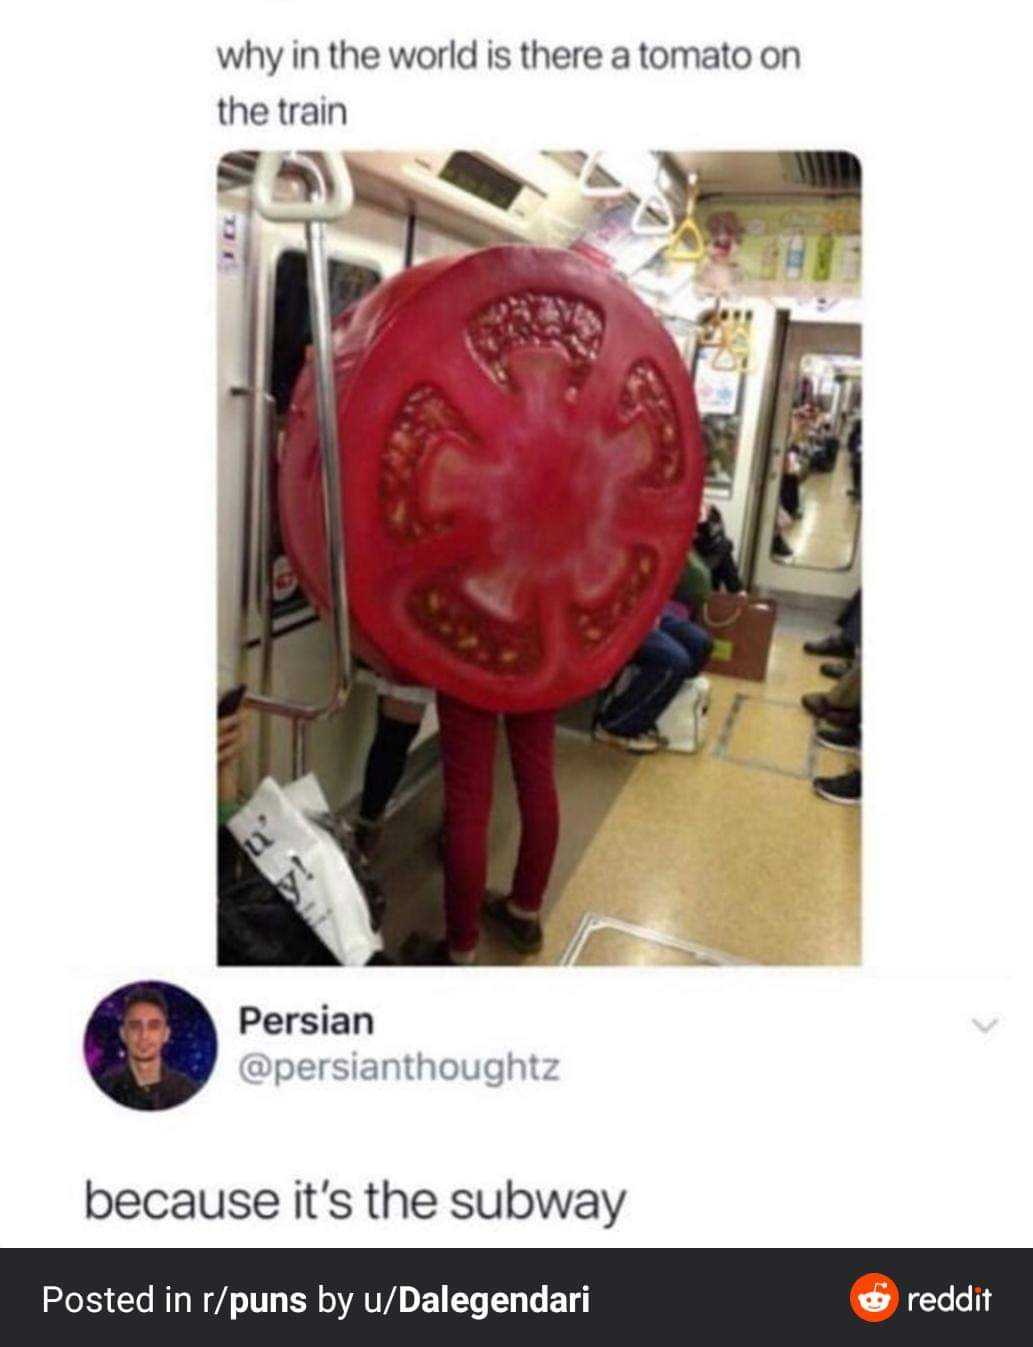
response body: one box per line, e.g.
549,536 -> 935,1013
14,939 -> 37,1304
243,152 -> 355,776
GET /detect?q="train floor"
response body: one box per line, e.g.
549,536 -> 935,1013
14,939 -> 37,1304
783,449 -> 859,570
375,607 -> 861,966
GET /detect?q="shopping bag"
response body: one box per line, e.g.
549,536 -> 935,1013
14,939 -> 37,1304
655,675 -> 710,752
700,593 -> 777,681
226,775 -> 382,966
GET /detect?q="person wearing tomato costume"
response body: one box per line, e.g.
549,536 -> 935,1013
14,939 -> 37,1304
404,695 -> 560,965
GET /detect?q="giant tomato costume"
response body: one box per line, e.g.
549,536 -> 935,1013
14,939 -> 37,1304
279,246 -> 704,712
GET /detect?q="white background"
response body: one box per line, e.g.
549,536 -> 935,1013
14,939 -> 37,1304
1,1 -> 1030,1248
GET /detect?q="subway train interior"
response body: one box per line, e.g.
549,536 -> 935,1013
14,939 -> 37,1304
217,149 -> 862,968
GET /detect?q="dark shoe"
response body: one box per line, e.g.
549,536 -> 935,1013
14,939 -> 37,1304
484,896 -> 544,955
400,933 -> 457,966
772,534 -> 793,558
801,691 -> 832,718
820,661 -> 849,680
813,768 -> 861,805
815,723 -> 861,753
801,692 -> 859,728
803,634 -> 855,658
593,724 -> 661,754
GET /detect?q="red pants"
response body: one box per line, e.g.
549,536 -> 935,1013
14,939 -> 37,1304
436,694 -> 560,953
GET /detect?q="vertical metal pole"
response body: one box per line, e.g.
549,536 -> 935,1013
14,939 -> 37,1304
291,717 -> 308,780
239,154 -> 354,783
257,392 -> 278,778
304,213 -> 351,695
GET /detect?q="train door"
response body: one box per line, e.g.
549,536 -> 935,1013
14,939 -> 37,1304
751,321 -> 862,601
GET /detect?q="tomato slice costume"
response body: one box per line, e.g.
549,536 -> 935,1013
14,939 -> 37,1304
279,245 -> 704,712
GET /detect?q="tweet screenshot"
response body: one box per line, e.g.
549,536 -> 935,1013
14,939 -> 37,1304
3,0 -> 1030,1337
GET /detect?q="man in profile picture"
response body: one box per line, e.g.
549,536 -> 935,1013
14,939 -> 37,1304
99,985 -> 198,1111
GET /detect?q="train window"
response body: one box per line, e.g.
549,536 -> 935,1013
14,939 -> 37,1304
770,353 -> 862,569
269,251 -> 381,414
266,251 -> 381,631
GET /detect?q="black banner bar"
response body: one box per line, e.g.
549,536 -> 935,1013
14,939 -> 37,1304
3,1248 -> 1028,1342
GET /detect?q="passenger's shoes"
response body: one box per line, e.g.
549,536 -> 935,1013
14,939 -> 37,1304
820,661 -> 849,680
815,723 -> 861,753
801,691 -> 831,717
801,692 -> 858,727
484,896 -> 544,955
400,933 -> 459,966
812,768 -> 861,805
772,535 -> 793,558
803,634 -> 855,658
592,724 -> 661,754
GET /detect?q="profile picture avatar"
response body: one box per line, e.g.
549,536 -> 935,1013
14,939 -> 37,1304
84,982 -> 217,1111
850,1273 -> 900,1322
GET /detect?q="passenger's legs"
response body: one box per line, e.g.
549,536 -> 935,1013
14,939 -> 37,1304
658,615 -> 714,678
436,694 -> 498,956
838,589 -> 862,649
358,697 -> 423,824
599,628 -> 692,738
827,662 -> 861,711
710,548 -> 744,593
504,709 -> 560,916
805,589 -> 859,658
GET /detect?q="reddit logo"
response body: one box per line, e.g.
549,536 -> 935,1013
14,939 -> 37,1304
850,1273 -> 900,1322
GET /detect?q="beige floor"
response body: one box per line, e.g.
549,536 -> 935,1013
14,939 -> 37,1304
376,614 -> 861,967
781,450 -> 859,570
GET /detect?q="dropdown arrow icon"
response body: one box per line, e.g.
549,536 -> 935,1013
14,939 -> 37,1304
972,1017 -> 1000,1035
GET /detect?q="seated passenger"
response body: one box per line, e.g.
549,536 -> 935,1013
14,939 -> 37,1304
593,607 -> 714,754
694,505 -> 744,593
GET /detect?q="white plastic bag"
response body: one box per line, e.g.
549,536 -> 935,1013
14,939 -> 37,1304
655,675 -> 711,753
227,774 -> 382,966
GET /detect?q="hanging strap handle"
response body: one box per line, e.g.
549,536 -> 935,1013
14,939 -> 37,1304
631,189 -> 675,237
578,151 -> 627,199
253,151 -> 354,222
666,173 -> 705,261
666,214 -> 706,262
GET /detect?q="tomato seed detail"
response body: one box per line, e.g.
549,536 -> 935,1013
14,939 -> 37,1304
570,546 -> 659,650
407,580 -> 542,676
618,359 -> 684,486
467,291 -> 605,391
380,384 -> 470,541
